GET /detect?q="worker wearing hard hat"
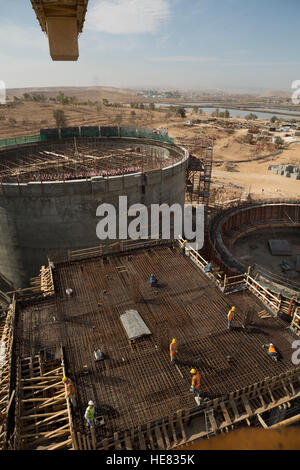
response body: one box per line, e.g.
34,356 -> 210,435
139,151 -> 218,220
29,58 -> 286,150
266,343 -> 279,362
62,376 -> 76,409
227,306 -> 236,330
85,401 -> 95,429
190,369 -> 201,396
170,338 -> 177,363
181,240 -> 188,256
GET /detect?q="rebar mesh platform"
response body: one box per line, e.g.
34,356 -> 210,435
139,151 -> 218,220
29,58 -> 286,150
15,245 -> 297,439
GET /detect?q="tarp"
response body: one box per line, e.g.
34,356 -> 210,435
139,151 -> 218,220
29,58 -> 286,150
120,310 -> 151,341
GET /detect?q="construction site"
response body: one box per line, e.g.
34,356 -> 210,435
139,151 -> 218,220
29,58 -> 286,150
0,130 -> 188,288
0,125 -> 299,451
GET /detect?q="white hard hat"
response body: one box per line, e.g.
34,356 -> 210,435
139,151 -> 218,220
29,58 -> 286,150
88,400 -> 94,406
270,343 -> 273,346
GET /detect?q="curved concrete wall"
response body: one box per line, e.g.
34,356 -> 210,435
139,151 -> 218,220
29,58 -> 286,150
207,201 -> 300,293
0,138 -> 189,287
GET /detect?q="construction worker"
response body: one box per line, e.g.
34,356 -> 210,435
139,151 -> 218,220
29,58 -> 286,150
181,240 -> 188,256
170,338 -> 177,363
265,343 -> 279,362
205,263 -> 213,273
84,401 -> 95,429
227,306 -> 236,330
190,369 -> 201,397
149,274 -> 158,287
62,376 -> 76,409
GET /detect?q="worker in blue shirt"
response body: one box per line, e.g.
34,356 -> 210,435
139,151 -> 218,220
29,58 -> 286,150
149,274 -> 158,287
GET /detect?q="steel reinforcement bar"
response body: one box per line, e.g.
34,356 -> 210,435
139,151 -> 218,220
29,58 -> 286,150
92,365 -> 300,450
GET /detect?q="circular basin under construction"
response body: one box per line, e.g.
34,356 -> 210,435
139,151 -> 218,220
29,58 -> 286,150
0,136 -> 189,287
208,201 -> 300,296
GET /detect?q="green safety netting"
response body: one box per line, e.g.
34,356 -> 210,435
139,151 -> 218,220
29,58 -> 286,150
120,126 -> 137,138
0,127 -> 174,148
0,134 -> 41,147
81,126 -> 100,137
60,127 -> 80,139
100,126 -> 119,137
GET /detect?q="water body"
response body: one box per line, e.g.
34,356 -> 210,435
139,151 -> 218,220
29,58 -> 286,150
154,103 -> 300,119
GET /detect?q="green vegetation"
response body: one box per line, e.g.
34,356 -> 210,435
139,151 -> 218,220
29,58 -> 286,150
53,109 -> 67,128
176,107 -> 186,118
245,113 -> 258,120
275,136 -> 284,148
270,116 -> 279,123
8,117 -> 17,126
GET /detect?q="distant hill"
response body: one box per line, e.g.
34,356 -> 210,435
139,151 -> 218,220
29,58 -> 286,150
6,86 -> 137,103
258,90 -> 291,98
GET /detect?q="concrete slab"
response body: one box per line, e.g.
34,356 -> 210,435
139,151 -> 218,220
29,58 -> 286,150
268,240 -> 292,256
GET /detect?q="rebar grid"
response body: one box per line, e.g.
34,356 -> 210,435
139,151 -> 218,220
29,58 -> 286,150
0,138 -> 182,183
15,246 -> 296,438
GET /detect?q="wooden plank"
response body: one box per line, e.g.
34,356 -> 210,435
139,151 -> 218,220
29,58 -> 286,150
242,396 -> 253,417
208,413 -> 217,433
76,432 -> 83,450
137,429 -> 146,450
86,435 -> 91,450
101,438 -> 110,450
161,422 -> 170,449
90,428 -> 97,450
154,425 -> 165,450
220,401 -> 232,425
45,437 -> 72,451
114,432 -> 122,450
267,386 -> 275,403
257,413 -> 268,429
124,432 -> 133,450
257,390 -> 266,409
229,400 -> 239,420
146,423 -> 155,450
177,412 -> 187,442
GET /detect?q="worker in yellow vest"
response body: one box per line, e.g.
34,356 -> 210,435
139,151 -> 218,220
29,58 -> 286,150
181,240 -> 187,256
190,369 -> 201,397
62,376 -> 77,409
85,401 -> 95,429
227,306 -> 236,330
170,338 -> 177,363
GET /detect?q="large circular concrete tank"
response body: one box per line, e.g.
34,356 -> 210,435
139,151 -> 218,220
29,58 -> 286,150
0,137 -> 189,287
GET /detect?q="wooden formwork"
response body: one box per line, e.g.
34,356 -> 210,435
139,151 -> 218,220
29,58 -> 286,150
94,366 -> 300,451
6,261 -> 55,303
13,348 -> 74,450
0,298 -> 16,450
291,308 -> 300,337
2,238 -> 299,450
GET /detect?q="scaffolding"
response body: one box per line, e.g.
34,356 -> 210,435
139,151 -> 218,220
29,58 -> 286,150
183,139 -> 214,209
0,137 -> 182,183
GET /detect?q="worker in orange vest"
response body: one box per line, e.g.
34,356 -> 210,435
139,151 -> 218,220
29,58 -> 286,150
170,338 -> 177,363
227,306 -> 236,330
190,369 -> 201,396
62,376 -> 77,408
266,343 -> 279,362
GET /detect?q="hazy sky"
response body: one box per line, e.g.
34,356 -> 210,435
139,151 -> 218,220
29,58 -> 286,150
1,0 -> 300,92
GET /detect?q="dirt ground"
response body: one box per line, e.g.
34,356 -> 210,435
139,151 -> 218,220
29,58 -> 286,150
212,143 -> 300,201
0,88 -> 299,202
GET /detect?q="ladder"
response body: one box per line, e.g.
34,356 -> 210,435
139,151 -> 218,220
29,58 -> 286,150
204,409 -> 217,439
